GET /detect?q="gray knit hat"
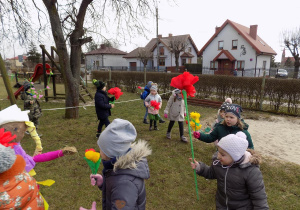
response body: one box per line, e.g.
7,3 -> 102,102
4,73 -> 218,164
150,83 -> 158,91
0,144 -> 16,173
218,132 -> 248,161
97,119 -> 137,158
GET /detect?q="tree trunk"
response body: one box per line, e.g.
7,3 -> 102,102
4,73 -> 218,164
293,57 -> 299,79
43,0 -> 92,119
175,53 -> 180,72
0,55 -> 16,105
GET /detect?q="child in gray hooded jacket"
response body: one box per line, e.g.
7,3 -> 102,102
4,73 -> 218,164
84,119 -> 151,210
190,132 -> 268,210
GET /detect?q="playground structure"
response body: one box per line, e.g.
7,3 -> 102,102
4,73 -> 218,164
12,45 -> 93,103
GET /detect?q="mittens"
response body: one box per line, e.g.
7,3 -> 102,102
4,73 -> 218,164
90,174 -> 103,187
164,113 -> 168,118
193,131 -> 200,139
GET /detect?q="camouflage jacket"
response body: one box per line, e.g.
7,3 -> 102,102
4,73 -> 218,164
23,93 -> 42,119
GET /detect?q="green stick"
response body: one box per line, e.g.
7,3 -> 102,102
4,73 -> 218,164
182,90 -> 199,200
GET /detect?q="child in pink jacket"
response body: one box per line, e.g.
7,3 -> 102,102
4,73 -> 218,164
144,83 -> 162,131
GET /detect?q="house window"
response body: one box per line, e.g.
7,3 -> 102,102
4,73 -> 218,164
95,61 -> 99,66
210,61 -> 218,70
182,58 -> 186,65
218,41 -> 224,50
232,40 -> 238,50
262,61 -> 266,70
188,58 -> 192,64
188,47 -> 192,52
159,46 -> 164,56
159,58 -> 165,66
236,61 -> 245,70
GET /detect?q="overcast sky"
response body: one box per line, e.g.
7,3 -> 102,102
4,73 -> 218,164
3,0 -> 300,62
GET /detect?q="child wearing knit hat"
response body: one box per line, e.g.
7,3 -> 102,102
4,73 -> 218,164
83,119 -> 151,210
0,130 -> 44,209
93,79 -> 115,138
190,132 -> 268,209
144,83 -> 162,131
194,103 -> 254,150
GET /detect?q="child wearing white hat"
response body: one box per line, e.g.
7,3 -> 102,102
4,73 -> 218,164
190,132 -> 268,209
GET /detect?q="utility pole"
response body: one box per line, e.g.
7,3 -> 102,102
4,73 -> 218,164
156,7 -> 159,72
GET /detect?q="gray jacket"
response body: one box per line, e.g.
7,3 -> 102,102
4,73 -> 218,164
197,150 -> 269,210
164,94 -> 185,122
100,140 -> 151,210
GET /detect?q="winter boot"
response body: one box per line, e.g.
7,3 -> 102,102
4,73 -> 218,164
166,132 -> 171,139
143,119 -> 149,124
159,118 -> 165,123
154,121 -> 159,130
180,136 -> 188,143
149,120 -> 153,131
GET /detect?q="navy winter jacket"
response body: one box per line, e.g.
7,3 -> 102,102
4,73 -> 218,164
95,89 -> 114,120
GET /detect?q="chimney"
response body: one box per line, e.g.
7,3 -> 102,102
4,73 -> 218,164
249,25 -> 258,40
168,33 -> 173,37
158,34 -> 162,39
215,26 -> 220,33
100,44 -> 106,49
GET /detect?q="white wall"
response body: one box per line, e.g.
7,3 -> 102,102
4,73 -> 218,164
202,24 -> 259,69
85,54 -> 127,70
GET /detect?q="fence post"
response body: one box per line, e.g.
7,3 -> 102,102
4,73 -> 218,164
259,69 -> 266,110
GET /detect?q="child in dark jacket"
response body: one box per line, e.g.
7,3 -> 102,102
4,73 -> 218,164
84,119 -> 151,210
194,104 -> 254,149
190,132 -> 269,209
94,80 -> 115,138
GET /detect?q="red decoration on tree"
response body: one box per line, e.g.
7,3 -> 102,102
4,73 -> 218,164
170,72 -> 199,97
108,87 -> 123,100
0,128 -> 17,148
150,100 -> 160,110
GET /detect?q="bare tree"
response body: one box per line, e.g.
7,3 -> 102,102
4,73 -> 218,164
283,28 -> 300,79
0,0 -> 157,118
168,36 -> 189,71
138,48 -> 152,85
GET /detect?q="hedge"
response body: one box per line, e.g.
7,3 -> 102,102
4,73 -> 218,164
91,71 -> 300,115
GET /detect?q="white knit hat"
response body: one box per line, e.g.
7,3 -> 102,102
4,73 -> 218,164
0,104 -> 29,126
0,144 -> 16,173
97,119 -> 137,158
217,132 -> 248,161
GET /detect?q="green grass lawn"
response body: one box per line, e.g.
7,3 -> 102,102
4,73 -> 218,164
1,78 -> 300,209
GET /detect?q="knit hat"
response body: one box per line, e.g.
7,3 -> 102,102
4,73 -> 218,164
93,79 -> 106,90
218,132 -> 248,162
97,119 -> 137,158
0,144 -> 16,173
225,104 -> 243,119
0,105 -> 29,126
150,83 -> 158,91
23,81 -> 32,91
147,81 -> 153,89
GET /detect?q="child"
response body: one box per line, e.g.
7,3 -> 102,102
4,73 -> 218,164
0,134 -> 44,209
22,80 -> 42,128
144,83 -> 162,131
190,132 -> 268,209
0,104 -> 77,173
194,104 -> 254,149
93,80 -> 115,138
164,88 -> 188,143
141,81 -> 165,124
87,119 -> 151,209
211,98 -> 232,129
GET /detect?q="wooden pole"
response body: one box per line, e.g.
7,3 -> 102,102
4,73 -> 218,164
0,55 -> 16,104
259,69 -> 266,110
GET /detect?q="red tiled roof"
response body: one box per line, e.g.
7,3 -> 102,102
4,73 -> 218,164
198,19 -> 277,56
180,52 -> 195,58
213,50 -> 236,62
123,47 -> 146,58
85,46 -> 127,55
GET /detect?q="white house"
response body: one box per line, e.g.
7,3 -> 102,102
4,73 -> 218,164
85,44 -> 127,71
199,19 -> 277,76
123,34 -> 198,71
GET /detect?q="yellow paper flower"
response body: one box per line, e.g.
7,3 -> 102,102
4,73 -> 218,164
85,149 -> 101,163
189,111 -> 202,131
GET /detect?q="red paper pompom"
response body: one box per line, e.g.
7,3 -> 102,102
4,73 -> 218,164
85,148 -> 96,153
0,128 -> 17,148
170,72 -> 199,97
150,100 -> 160,110
137,86 -> 142,89
108,87 -> 123,100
